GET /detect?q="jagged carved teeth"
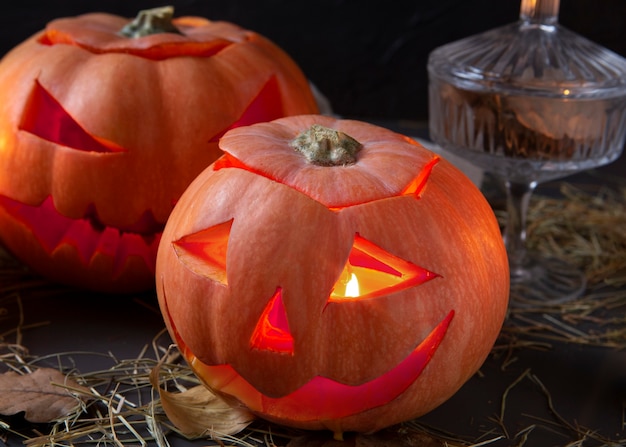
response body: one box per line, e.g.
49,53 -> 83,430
0,194 -> 163,275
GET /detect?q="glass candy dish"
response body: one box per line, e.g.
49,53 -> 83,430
428,0 -> 626,305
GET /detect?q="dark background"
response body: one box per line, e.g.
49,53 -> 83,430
1,0 -> 625,123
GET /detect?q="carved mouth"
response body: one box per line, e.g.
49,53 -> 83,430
0,194 -> 163,275
164,287 -> 454,422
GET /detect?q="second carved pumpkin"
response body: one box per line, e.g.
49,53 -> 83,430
0,7 -> 319,292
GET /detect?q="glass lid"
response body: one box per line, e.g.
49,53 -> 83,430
428,0 -> 626,99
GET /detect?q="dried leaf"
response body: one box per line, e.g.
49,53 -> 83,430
0,367 -> 87,423
150,362 -> 254,439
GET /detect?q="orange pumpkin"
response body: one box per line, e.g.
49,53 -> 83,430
0,7 -> 319,293
156,115 -> 509,437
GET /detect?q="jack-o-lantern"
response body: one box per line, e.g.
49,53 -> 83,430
156,115 -> 509,437
0,7 -> 319,293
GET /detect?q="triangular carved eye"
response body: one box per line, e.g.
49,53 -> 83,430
250,288 -> 295,355
330,234 -> 440,302
19,80 -> 125,153
209,75 -> 283,142
172,219 -> 233,285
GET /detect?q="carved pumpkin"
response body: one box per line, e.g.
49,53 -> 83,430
0,7 -> 319,293
156,115 -> 509,437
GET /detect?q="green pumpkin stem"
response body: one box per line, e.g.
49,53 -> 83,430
291,124 -> 362,166
119,6 -> 182,38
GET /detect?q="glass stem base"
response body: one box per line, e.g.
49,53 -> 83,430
501,178 -> 587,306
509,253 -> 587,306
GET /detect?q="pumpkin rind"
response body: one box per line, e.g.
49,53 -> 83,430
156,115 -> 509,434
0,11 -> 318,292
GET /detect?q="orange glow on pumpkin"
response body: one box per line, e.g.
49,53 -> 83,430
250,287 -> 295,354
0,194 -> 161,275
19,80 -> 125,153
173,225 -> 439,304
213,151 -> 441,212
162,287 -> 455,422
155,115 -> 511,434
401,157 -> 439,197
209,76 -> 284,142
173,219 -> 232,285
330,234 -> 440,301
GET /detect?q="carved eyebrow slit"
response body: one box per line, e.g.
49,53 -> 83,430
19,79 -> 125,153
401,157 -> 439,198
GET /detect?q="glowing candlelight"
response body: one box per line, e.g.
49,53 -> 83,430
329,234 -> 439,302
345,272 -> 360,298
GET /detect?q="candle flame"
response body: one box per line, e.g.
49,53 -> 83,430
328,234 -> 440,302
345,272 -> 360,298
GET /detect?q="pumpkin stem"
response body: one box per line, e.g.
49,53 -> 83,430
119,6 -> 183,38
291,124 -> 362,166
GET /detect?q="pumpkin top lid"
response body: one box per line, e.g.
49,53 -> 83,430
38,10 -> 252,60
217,114 -> 440,209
